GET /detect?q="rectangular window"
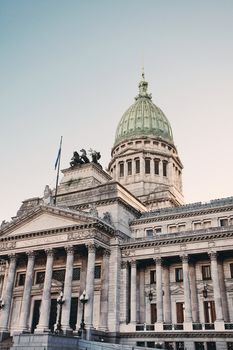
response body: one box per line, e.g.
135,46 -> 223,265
230,263 -> 233,278
119,162 -> 124,177
220,218 -> 228,227
227,343 -> 233,350
178,224 -> 186,232
151,303 -> 157,323
94,265 -> 101,279
154,227 -> 162,234
145,158 -> 151,174
135,158 -> 140,173
195,343 -> 204,350
169,225 -> 177,233
146,228 -> 153,238
207,343 -> 216,350
202,265 -> 211,280
35,271 -> 45,284
73,267 -> 81,281
150,270 -> 156,284
193,221 -> 202,230
163,161 -> 167,177
176,342 -> 184,350
203,221 -> 211,229
16,272 -> 26,287
154,159 -> 160,175
176,302 -> 184,323
175,268 -> 183,282
127,160 -> 132,175
52,269 -> 66,282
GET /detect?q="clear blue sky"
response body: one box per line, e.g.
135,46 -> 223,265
1,0 -> 233,222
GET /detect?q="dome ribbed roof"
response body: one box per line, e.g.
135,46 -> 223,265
114,76 -> 174,146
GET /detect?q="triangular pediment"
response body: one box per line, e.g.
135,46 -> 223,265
0,206 -> 96,238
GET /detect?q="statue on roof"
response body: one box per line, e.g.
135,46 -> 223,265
70,151 -> 84,167
80,149 -> 90,163
43,185 -> 53,205
89,149 -> 101,165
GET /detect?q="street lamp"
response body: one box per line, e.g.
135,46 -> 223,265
202,284 -> 208,299
79,290 -> 88,331
148,290 -> 153,302
55,286 -> 65,334
0,298 -> 5,310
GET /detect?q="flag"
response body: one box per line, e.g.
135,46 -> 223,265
54,137 -> 62,170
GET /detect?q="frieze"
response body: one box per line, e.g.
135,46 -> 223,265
0,241 -> 16,251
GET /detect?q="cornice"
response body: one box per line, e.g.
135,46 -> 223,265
118,331 -> 233,339
132,205 -> 233,225
120,226 -> 233,250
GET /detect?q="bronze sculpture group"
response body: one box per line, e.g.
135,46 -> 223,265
70,149 -> 101,167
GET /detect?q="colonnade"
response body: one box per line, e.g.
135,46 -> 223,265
121,252 -> 225,329
0,243 -> 110,337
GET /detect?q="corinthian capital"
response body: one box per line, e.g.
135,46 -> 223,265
45,248 -> 54,257
209,251 -> 218,261
86,242 -> 97,253
65,245 -> 74,255
181,254 -> 189,263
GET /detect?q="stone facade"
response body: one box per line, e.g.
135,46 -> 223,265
0,76 -> 233,350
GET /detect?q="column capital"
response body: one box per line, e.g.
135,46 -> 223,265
86,242 -> 97,253
26,250 -> 36,259
209,251 -> 218,261
154,256 -> 163,265
45,248 -> 54,257
130,259 -> 136,267
121,260 -> 128,269
8,253 -> 17,262
65,245 -> 74,255
181,254 -> 189,263
103,249 -> 111,258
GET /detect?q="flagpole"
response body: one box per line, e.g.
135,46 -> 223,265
54,136 -> 63,206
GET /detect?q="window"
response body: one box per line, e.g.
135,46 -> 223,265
127,160 -> 132,175
119,162 -> 124,177
195,343 -> 204,350
154,159 -> 160,175
175,268 -> 183,282
154,227 -> 162,234
73,267 -> 81,281
151,303 -> 157,323
135,158 -> 140,173
150,270 -> 156,284
146,228 -> 153,238
207,343 -> 216,350
35,271 -> 45,284
178,224 -> 186,232
94,265 -> 101,279
163,161 -> 167,177
16,272 -> 26,287
227,343 -> 233,350
202,265 -> 211,280
220,218 -> 228,227
176,342 -> 184,350
230,263 -> 233,278
193,221 -> 202,230
136,342 -> 145,347
52,269 -> 65,282
176,302 -> 184,323
203,221 -> 211,229
147,342 -> 155,348
145,158 -> 151,174
169,225 -> 177,233
204,301 -> 216,323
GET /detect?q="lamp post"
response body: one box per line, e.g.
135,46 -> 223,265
55,285 -> 65,334
79,290 -> 88,332
202,284 -> 208,299
148,290 -> 153,302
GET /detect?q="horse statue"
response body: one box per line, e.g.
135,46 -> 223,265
89,149 -> 101,164
70,151 -> 84,167
80,149 -> 90,163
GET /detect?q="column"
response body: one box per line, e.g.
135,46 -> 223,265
99,249 -> 110,330
209,252 -> 224,322
76,256 -> 87,329
163,264 -> 171,323
18,251 -> 35,331
155,257 -> 163,323
181,255 -> 192,323
61,246 -> 74,333
130,260 -> 137,324
189,262 -> 199,323
120,261 -> 128,324
85,243 -> 96,331
35,248 -> 54,333
0,254 -> 17,332
218,259 -> 229,322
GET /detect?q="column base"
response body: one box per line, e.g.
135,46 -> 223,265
184,321 -> 193,331
214,320 -> 225,331
0,331 -> 10,342
154,322 -> 163,332
34,326 -> 50,334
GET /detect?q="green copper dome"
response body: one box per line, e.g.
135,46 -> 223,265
114,76 -> 174,146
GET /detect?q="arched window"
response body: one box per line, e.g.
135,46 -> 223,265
145,158 -> 151,174
154,159 -> 160,175
135,158 -> 140,174
119,162 -> 124,177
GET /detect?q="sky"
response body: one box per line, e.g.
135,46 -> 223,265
0,0 -> 233,223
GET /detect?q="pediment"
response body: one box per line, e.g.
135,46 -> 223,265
0,206 -> 96,238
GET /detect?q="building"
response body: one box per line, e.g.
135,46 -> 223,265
0,75 -> 233,350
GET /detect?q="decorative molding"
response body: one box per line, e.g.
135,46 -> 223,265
103,249 -> 111,258
45,248 -> 54,257
26,250 -> 35,259
65,245 -> 74,255
86,242 -> 97,253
